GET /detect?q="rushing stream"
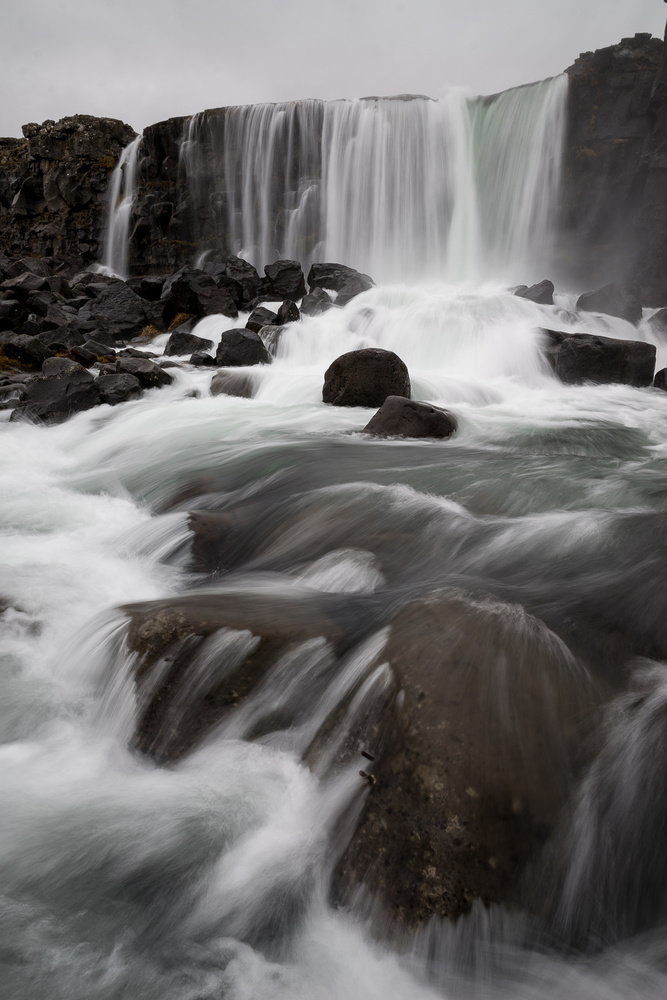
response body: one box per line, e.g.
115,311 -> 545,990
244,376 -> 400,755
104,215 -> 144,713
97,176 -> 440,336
4,71 -> 667,1000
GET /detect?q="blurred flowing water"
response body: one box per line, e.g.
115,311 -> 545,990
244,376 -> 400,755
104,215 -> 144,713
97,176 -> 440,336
8,76 -> 667,999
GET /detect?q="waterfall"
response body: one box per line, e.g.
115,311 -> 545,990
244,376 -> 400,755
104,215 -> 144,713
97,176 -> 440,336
178,76 -> 567,283
100,133 -> 142,278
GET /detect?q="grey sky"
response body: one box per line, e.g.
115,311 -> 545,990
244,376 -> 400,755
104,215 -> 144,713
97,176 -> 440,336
2,0 -> 665,138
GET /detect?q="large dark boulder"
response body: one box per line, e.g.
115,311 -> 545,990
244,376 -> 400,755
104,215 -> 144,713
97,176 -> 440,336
0,271 -> 49,300
363,396 -> 458,439
164,329 -> 214,356
96,373 -> 143,406
654,368 -> 667,390
36,326 -> 85,350
576,282 -> 642,324
515,280 -> 554,305
307,262 -> 374,294
264,259 -> 306,300
113,357 -> 174,388
216,329 -> 272,367
223,256 -> 262,307
10,367 -> 101,423
77,281 -> 151,340
543,329 -> 656,386
276,299 -> 300,324
322,348 -> 411,407
161,268 -> 238,324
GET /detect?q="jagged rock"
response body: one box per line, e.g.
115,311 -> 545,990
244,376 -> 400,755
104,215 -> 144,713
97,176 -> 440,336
210,370 -> 256,397
96,373 -> 143,405
276,299 -> 300,324
161,268 -> 237,324
246,306 -> 276,333
36,326 -> 85,350
164,329 -> 214,356
363,396 -> 458,439
71,339 -> 116,365
128,275 -> 165,301
216,329 -> 272,367
41,356 -> 85,376
223,256 -> 262,307
576,282 -> 642,324
77,281 -> 151,340
515,280 -> 554,305
189,352 -> 216,366
1,272 -> 49,299
301,287 -> 334,316
10,367 -> 100,423
0,332 -> 52,368
264,259 -> 307,300
543,329 -> 656,386
322,348 -> 411,407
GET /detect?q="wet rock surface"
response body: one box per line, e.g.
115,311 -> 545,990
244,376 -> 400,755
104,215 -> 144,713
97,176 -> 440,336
363,396 -> 458,439
323,348 -> 411,407
543,329 -> 656,386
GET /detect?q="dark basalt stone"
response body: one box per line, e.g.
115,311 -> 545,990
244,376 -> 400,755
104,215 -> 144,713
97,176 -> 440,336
189,352 -> 216,367
307,262 -> 375,294
363,396 -> 458,439
36,326 -> 85,350
0,271 -> 50,299
246,306 -> 277,333
322,348 -> 411,407
223,256 -> 262,307
10,367 -> 101,423
543,329 -> 656,386
653,368 -> 667,390
164,329 -> 214,356
276,299 -> 300,324
301,287 -> 334,316
161,268 -> 237,324
515,279 -> 555,305
96,373 -> 143,406
77,281 -> 152,340
116,357 -> 175,388
264,259 -> 307,301
576,282 -> 642,325
0,332 -> 52,368
216,329 -> 272,367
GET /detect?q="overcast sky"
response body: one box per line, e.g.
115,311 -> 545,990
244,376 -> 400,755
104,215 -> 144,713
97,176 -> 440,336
2,0 -> 665,138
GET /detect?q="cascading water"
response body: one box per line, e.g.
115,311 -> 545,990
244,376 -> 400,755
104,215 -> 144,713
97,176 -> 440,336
100,133 -> 142,278
174,77 -> 567,282
7,64 -> 667,1000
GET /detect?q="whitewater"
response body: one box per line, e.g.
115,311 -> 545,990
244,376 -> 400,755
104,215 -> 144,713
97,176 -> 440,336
3,77 -> 667,999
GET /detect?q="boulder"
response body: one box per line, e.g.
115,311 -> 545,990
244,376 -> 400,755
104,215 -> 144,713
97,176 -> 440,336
164,329 -> 214,356
322,348 -> 411,407
576,282 -> 642,324
161,268 -> 237,324
210,370 -> 257,398
116,357 -> 174,388
363,396 -> 458,439
301,287 -> 334,316
264,259 -> 306,300
223,256 -> 262,307
189,352 -> 217,366
0,333 -> 52,369
515,279 -> 554,305
335,589 -> 597,925
36,326 -> 85,350
77,281 -> 151,340
0,299 -> 22,330
216,329 -> 272,367
10,367 -> 101,423
337,273 -> 376,305
647,308 -> 667,340
543,329 -> 656,387
307,262 -> 375,294
246,306 -> 277,333
96,373 -> 143,406
276,299 -> 300,324
0,271 -> 49,300
41,357 -> 85,377
654,368 -> 667,390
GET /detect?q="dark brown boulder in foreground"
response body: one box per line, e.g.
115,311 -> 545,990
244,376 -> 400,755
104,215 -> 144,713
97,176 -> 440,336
335,589 -> 597,926
322,348 -> 411,407
363,396 -> 457,439
543,329 -> 656,386
576,282 -> 642,325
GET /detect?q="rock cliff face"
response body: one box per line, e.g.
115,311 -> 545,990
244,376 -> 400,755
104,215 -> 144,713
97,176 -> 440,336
562,29 -> 667,304
0,116 -> 136,270
2,27 -> 667,298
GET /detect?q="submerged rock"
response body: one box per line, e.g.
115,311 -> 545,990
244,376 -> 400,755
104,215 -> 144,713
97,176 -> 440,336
363,396 -> 457,439
210,370 -> 257,398
322,348 -> 411,407
543,329 -> 656,386
515,279 -> 554,305
301,287 -> 334,316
